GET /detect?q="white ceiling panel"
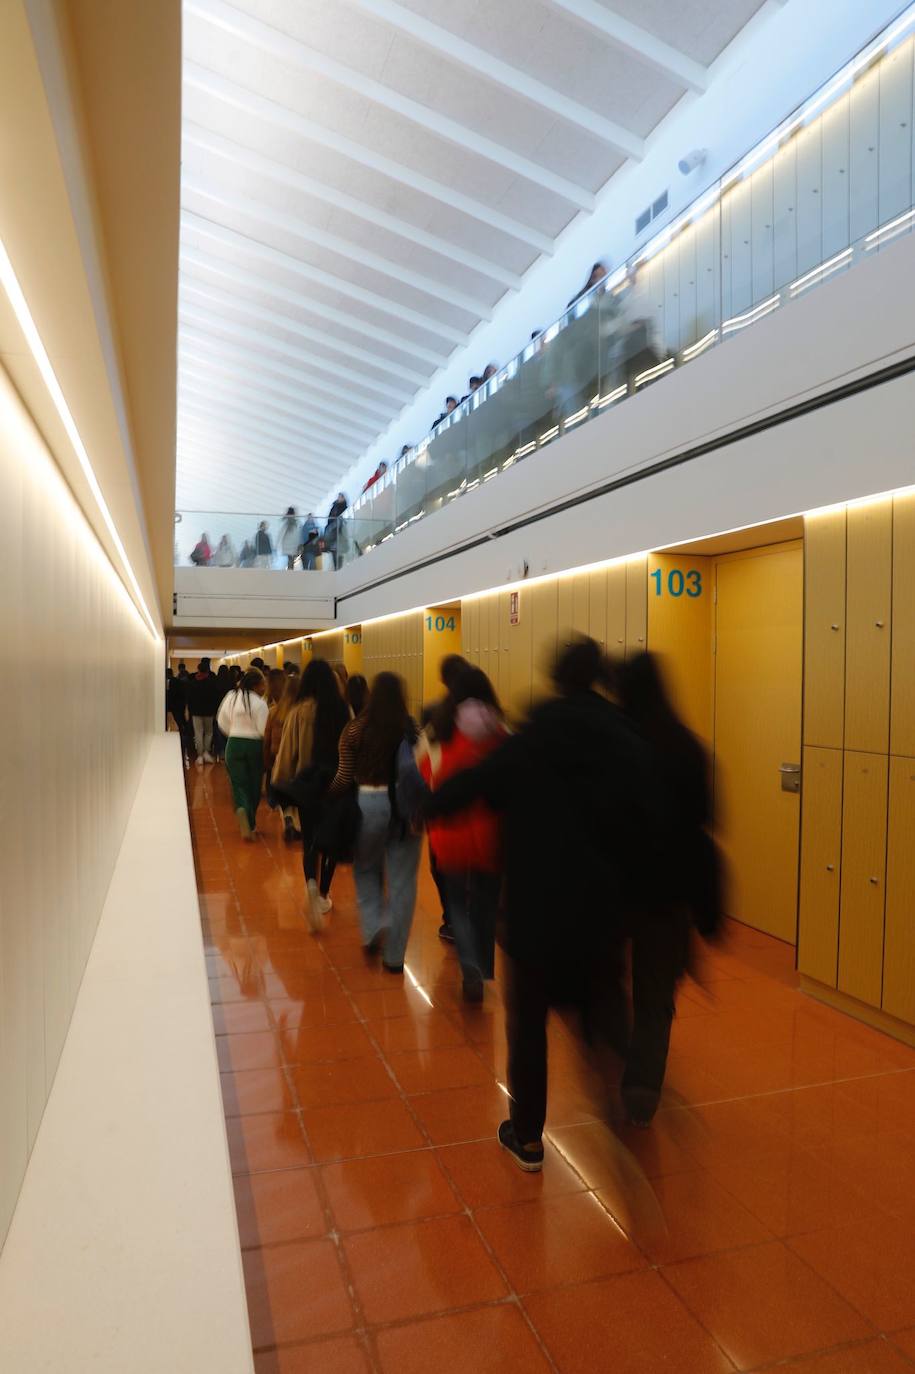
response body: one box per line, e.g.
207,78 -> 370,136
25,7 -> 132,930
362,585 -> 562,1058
178,0 -> 775,516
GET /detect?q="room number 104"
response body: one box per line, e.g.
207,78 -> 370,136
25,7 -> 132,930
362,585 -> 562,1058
650,568 -> 703,598
426,614 -> 457,632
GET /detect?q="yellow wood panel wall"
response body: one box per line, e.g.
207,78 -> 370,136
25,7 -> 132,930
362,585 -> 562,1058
608,563 -> 627,658
362,612 -> 424,717
891,492 -> 915,757
797,746 -> 843,987
625,555 -> 648,658
646,552 -> 713,745
342,626 -> 364,678
422,606 -> 462,707
844,499 -> 891,754
883,755 -> 915,1024
311,630 -> 344,664
803,509 -> 846,749
838,750 -> 888,1008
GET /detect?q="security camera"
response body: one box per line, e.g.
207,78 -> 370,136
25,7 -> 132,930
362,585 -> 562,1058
678,148 -> 707,176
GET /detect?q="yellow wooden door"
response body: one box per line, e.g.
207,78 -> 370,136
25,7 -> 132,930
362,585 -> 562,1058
588,568 -> 607,651
803,509 -> 846,748
713,545 -> 803,941
845,498 -> 891,754
607,563 -> 626,659
530,579 -> 558,703
646,552 -> 713,745
838,751 -> 888,1008
883,756 -> 915,1024
572,572 -> 590,638
891,492 -> 915,757
797,746 -> 843,986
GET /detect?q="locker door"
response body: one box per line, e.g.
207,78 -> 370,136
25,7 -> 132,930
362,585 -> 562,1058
849,64 -> 880,242
878,37 -> 913,225
463,598 -> 476,662
838,751 -> 888,1008
507,593 -> 532,721
557,577 -> 574,652
820,92 -> 850,259
883,756 -> 915,1024
804,509 -> 846,749
772,137 -> 798,290
530,578 -> 558,702
727,177 -> 752,315
844,498 -> 891,754
795,120 -> 823,277
607,563 -> 626,657
489,594 -> 503,699
750,160 -> 774,305
625,556 -> 647,659
797,746 -> 843,987
572,571 -> 590,638
588,568 -> 607,650
478,592 -> 491,683
891,492 -> 915,757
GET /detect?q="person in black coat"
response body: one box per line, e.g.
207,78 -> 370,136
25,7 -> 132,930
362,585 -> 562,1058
185,658 -> 223,764
421,638 -> 661,1170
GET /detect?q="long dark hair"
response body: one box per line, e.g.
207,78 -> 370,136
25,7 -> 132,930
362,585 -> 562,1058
358,672 -> 411,776
297,659 -> 349,765
346,673 -> 369,717
235,666 -> 264,716
618,652 -> 682,742
436,665 -> 503,742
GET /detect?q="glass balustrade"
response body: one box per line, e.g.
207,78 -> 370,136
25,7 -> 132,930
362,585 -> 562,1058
177,10 -> 915,571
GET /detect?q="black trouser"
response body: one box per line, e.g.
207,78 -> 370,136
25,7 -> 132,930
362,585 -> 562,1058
429,851 -> 450,924
299,809 -> 336,897
621,914 -> 688,1116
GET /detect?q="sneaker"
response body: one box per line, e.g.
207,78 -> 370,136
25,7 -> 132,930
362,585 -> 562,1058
236,808 -> 252,842
438,923 -> 455,943
363,932 -> 384,962
306,879 -> 326,933
498,1120 -> 544,1173
462,973 -> 484,1004
195,757 -> 203,769
283,815 -> 296,842
622,1087 -> 659,1129
203,752 -> 215,764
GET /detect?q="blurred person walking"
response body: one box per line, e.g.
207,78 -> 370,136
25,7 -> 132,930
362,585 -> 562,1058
421,653 -> 472,943
186,657 -> 222,764
264,671 -> 301,842
217,667 -> 269,841
254,521 -> 273,568
327,673 -> 422,973
280,507 -> 300,569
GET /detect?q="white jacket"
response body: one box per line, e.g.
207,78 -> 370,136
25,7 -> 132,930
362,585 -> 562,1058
217,688 -> 269,740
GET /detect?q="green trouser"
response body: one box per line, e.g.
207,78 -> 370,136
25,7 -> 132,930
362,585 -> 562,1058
225,737 -> 264,828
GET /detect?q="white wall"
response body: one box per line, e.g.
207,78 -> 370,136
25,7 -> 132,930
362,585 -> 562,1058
0,363 -> 158,1246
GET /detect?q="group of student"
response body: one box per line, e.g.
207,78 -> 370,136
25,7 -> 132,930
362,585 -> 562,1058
188,495 -> 351,573
187,636 -> 721,1171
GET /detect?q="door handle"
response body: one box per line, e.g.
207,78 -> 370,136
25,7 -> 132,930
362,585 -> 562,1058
779,763 -> 801,793
826,864 -> 835,872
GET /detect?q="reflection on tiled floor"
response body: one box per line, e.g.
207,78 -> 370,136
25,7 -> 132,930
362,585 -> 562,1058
189,764 -> 915,1374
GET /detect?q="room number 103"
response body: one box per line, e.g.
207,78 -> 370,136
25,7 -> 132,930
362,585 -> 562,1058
650,568 -> 703,598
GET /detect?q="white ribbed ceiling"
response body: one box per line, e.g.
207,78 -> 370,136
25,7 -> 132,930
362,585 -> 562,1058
176,0 -> 769,515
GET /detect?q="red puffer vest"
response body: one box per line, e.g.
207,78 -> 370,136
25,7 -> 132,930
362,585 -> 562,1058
420,701 -> 505,873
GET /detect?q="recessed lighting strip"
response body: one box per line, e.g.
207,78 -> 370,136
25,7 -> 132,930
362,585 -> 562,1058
0,236 -> 160,639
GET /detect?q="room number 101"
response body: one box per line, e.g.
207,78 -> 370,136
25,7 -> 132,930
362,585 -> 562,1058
650,568 -> 703,598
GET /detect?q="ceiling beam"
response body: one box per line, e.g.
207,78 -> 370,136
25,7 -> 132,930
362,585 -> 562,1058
182,213 -> 454,363
546,0 -> 708,93
178,416 -> 344,480
183,62 -> 554,254
178,407 -> 346,472
178,356 -> 378,444
181,246 -> 432,387
187,0 -> 596,208
347,0 -> 645,159
183,169 -> 492,321
175,432 -> 336,494
180,295 -> 409,408
178,322 -> 391,425
184,123 -> 524,292
179,382 -> 357,461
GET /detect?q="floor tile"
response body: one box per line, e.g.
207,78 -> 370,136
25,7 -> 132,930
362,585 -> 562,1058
352,986 -> 437,1020
549,1116 -> 698,1185
375,1303 -> 554,1374
234,1167 -> 327,1247
476,1190 -> 646,1293
292,1057 -> 398,1110
437,1138 -> 586,1209
892,1328 -> 915,1361
210,973 -> 264,1004
321,1150 -> 461,1231
616,1169 -> 771,1263
768,1340 -> 915,1373
217,1031 -> 282,1073
709,1146 -> 884,1238
227,1112 -> 313,1175
344,1215 -> 507,1325
243,1240 -> 355,1348
301,1099 -> 426,1162
221,1068 -> 293,1117
387,1046 -> 493,1095
524,1269 -> 735,1374
270,996 -> 360,1033
212,1000 -> 272,1035
371,1012 -> 467,1053
663,1241 -> 873,1371
282,1022 -> 376,1065
254,1335 -> 372,1373
408,1083 -> 509,1145
790,1215 -> 915,1331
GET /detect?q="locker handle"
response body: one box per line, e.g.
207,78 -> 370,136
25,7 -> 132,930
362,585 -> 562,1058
830,623 -> 840,631
826,864 -> 835,872
875,621 -> 885,628
869,876 -> 880,885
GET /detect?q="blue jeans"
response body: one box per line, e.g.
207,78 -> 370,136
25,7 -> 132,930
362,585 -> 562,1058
443,870 -> 500,982
353,789 -> 421,965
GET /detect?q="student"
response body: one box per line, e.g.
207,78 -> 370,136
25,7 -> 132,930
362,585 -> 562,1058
272,660 -> 350,930
211,663 -> 233,761
190,533 -> 212,566
324,494 -> 349,570
217,667 -> 269,841
327,672 -> 421,972
264,672 -> 300,842
300,514 -> 319,570
361,460 -> 388,494
422,653 -> 472,942
214,534 -> 236,567
185,657 -> 222,764
280,507 -> 300,570
421,667 -> 506,1001
254,521 -> 273,568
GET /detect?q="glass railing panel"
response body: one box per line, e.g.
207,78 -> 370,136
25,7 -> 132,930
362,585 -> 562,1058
420,405 -> 469,516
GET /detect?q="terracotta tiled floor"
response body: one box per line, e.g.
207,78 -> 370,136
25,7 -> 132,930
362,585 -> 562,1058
188,764 -> 915,1373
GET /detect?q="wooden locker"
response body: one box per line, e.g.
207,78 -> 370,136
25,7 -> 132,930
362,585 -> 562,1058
530,578 -> 558,702
588,567 -> 607,650
607,563 -> 626,657
487,594 -> 501,698
625,556 -> 647,659
820,92 -> 851,260
772,136 -> 798,291
878,37 -> 913,225
469,597 -> 481,665
797,746 -> 843,987
844,499 -> 891,754
838,750 -> 888,1008
461,597 -> 473,658
506,590 -> 531,721
849,64 -> 880,242
572,572 -> 590,638
883,755 -> 915,1024
891,492 -> 915,757
557,577 -> 574,652
478,593 -> 491,681
795,120 -> 823,277
804,509 -> 846,748
750,160 -> 774,306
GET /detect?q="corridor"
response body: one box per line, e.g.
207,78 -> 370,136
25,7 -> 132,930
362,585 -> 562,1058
191,765 -> 915,1374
